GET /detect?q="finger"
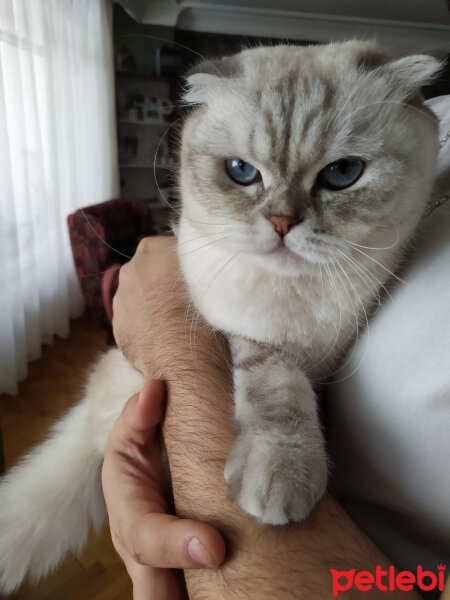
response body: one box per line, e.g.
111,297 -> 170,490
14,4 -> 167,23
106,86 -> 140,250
103,380 -> 168,514
125,560 -> 185,600
106,380 -> 227,570
110,380 -> 166,448
127,512 -> 226,569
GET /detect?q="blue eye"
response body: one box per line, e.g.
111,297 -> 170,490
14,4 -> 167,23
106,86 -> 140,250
319,158 -> 364,190
226,158 -> 261,186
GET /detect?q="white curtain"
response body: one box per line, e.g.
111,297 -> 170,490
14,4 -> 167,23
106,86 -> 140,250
0,0 -> 119,395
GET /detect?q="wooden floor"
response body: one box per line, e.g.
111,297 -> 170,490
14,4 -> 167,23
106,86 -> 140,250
0,316 -> 133,600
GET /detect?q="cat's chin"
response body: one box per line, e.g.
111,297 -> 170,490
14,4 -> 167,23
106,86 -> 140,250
249,245 -> 317,276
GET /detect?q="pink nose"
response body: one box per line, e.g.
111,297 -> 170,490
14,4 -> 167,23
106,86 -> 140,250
269,215 -> 300,237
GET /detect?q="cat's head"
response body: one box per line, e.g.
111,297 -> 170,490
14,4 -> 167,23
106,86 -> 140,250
179,41 -> 441,275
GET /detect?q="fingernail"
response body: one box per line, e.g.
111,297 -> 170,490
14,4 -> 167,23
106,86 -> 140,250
187,537 -> 213,567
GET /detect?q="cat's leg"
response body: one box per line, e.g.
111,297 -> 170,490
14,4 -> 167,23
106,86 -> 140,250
0,348 -> 145,594
224,336 -> 327,525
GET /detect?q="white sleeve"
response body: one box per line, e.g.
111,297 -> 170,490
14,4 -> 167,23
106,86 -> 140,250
327,95 -> 450,573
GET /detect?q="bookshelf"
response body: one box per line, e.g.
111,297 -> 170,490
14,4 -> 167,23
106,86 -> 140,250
115,68 -> 178,233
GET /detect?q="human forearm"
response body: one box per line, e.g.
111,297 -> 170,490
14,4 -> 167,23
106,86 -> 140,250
143,323 -> 420,599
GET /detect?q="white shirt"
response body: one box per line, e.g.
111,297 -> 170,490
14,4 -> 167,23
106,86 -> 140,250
327,96 -> 450,577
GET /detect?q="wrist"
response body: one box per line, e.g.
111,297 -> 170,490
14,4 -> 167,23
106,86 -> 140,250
141,313 -> 230,384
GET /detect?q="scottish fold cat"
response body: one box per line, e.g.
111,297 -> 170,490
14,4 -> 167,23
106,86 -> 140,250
0,40 -> 441,593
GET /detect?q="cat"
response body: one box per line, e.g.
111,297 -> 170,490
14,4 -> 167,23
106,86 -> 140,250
0,40 -> 441,593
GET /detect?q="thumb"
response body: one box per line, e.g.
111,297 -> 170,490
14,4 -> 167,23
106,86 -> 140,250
110,379 -> 166,449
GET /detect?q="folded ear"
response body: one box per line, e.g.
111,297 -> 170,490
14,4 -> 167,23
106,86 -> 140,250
357,44 -> 444,99
183,55 -> 242,104
384,54 -> 443,90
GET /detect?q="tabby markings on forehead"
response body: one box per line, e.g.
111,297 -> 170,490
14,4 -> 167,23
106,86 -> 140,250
279,89 -> 296,177
263,109 -> 278,155
247,125 -> 257,162
256,75 -> 337,178
321,81 -> 336,112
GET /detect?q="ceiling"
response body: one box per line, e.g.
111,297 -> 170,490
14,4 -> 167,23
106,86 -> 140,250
177,0 -> 450,25
117,0 -> 450,51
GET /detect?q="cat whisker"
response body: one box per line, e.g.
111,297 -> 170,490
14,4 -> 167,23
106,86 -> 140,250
184,293 -> 195,337
343,219 -> 400,251
117,34 -> 228,79
321,258 -> 371,385
324,259 -> 361,375
116,33 -> 226,228
339,257 -> 371,335
153,119 -> 182,213
186,215 -> 242,228
132,152 -> 175,171
302,259 -> 340,373
336,250 -> 383,306
80,209 -> 134,260
304,260 -> 344,374
348,245 -> 407,285
189,252 -> 240,358
189,306 -> 201,359
203,252 -> 241,297
343,250 -> 393,303
319,258 -> 364,381
300,262 -> 325,365
177,231 -> 228,248
178,236 -> 230,258
80,265 -> 122,279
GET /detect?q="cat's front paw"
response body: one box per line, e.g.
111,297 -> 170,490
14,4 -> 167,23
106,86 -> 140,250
224,424 -> 327,525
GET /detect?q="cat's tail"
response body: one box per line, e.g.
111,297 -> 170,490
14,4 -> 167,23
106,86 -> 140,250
0,399 -> 106,594
0,348 -> 145,595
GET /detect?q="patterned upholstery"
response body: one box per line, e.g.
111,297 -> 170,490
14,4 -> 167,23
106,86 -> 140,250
67,199 -> 155,327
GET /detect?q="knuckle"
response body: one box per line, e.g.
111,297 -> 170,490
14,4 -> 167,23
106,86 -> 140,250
127,531 -> 147,566
125,517 -> 174,567
117,262 -> 130,284
137,236 -> 153,253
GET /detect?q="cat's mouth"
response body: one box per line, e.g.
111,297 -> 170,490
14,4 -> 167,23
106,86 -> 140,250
239,233 -> 335,268
273,237 -> 334,265
268,240 -> 307,264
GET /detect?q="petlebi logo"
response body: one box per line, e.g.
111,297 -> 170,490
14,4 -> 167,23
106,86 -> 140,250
330,564 -> 446,597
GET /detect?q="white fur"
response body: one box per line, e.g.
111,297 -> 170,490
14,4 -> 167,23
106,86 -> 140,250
0,349 -> 144,593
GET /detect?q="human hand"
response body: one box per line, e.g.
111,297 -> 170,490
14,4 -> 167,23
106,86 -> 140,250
112,236 -> 186,376
102,379 -> 226,600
